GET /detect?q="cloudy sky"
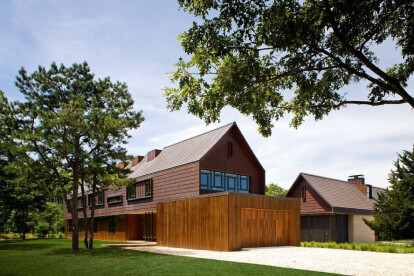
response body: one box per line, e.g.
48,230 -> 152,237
1,1 -> 412,189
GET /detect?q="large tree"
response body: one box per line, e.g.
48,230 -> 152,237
15,62 -> 143,250
364,147 -> 414,240
265,183 -> 287,197
166,0 -> 414,136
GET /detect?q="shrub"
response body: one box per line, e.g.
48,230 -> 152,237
35,222 -> 50,238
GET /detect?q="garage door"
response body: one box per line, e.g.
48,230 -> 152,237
241,208 -> 291,248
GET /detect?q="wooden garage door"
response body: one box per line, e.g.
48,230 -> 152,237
241,208 -> 291,248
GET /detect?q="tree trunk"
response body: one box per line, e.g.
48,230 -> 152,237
89,174 -> 97,249
80,176 -> 89,249
22,232 -> 26,240
71,160 -> 79,251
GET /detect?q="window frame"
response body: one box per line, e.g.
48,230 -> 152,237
108,218 -> 116,234
301,186 -> 306,201
107,195 -> 123,205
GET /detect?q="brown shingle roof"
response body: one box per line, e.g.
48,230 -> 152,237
129,122 -> 235,179
300,173 -> 374,212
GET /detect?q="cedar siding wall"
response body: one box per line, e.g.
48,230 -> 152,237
157,193 -> 300,251
200,129 -> 265,195
63,162 -> 199,219
65,217 -> 126,242
288,178 -> 331,213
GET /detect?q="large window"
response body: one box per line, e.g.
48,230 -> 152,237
109,218 -> 116,234
127,179 -> 152,200
88,190 -> 104,207
200,170 -> 250,193
107,195 -> 123,204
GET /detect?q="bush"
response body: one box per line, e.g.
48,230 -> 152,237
35,222 -> 50,238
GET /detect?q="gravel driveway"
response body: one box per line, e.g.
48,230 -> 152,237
126,246 -> 414,275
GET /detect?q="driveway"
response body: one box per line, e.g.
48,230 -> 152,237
126,246 -> 414,276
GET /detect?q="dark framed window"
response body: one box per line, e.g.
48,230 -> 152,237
201,170 -> 212,190
127,184 -> 137,200
107,195 -> 123,204
145,180 -> 151,197
301,186 -> 306,201
67,219 -> 72,233
228,141 -> 233,157
200,169 -> 249,194
88,190 -> 104,207
93,219 -> 98,234
109,218 -> 116,234
78,197 -> 84,209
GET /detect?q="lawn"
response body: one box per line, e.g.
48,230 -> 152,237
0,239 -> 338,276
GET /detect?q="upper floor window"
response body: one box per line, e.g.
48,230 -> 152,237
301,186 -> 306,201
88,190 -> 104,207
107,195 -> 123,205
127,179 -> 152,200
200,170 -> 249,194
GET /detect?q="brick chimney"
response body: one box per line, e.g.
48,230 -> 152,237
147,149 -> 162,162
348,174 -> 372,198
118,162 -> 125,169
131,155 -> 144,167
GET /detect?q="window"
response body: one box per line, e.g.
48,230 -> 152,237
127,184 -> 137,200
200,169 -> 250,193
127,179 -> 152,200
145,180 -> 151,197
366,185 -> 372,199
93,219 -> 98,234
78,197 -> 84,209
228,141 -> 233,157
301,186 -> 306,201
109,218 -> 116,234
107,195 -> 123,204
88,190 -> 104,207
67,220 -> 72,233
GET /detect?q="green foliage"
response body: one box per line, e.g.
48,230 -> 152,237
35,222 -> 50,238
166,0 -> 414,136
363,146 -> 414,240
301,241 -> 414,253
265,183 -> 287,197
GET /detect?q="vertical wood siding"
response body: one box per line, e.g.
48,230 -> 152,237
157,193 -> 300,251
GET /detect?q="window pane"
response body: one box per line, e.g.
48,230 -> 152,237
109,218 -> 116,234
98,191 -> 103,205
239,176 -> 249,193
200,170 -> 211,190
145,180 -> 151,197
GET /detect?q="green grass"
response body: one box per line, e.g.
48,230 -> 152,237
0,239 -> 339,276
301,241 -> 414,253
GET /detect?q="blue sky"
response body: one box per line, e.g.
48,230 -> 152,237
1,1 -> 413,189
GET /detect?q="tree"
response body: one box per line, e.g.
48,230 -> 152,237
265,183 -> 287,197
165,0 -> 414,136
15,62 -> 144,250
364,147 -> 414,240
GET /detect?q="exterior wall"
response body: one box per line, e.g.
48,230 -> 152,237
287,178 -> 332,214
348,214 -> 375,243
199,128 -> 265,195
63,162 -> 200,219
157,193 -> 300,251
65,217 -> 126,242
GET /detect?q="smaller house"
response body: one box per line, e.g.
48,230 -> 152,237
286,173 -> 384,243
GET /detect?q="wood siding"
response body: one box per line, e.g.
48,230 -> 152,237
63,162 -> 200,219
65,217 -> 126,242
287,177 -> 332,214
200,128 -> 265,195
157,193 -> 300,251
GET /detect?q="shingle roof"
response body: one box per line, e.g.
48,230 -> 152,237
128,122 -> 235,179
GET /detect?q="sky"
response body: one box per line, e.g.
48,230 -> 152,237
0,1 -> 413,189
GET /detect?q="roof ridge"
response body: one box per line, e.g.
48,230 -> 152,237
300,172 -> 354,185
163,122 -> 235,149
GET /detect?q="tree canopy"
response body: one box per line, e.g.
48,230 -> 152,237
364,147 -> 414,240
265,183 -> 287,197
166,0 -> 414,136
14,62 -> 144,250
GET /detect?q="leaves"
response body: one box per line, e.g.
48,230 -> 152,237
167,0 -> 414,136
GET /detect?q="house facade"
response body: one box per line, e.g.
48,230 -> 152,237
286,173 -> 384,243
64,122 -> 300,250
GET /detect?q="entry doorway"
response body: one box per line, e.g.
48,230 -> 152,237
125,212 -> 156,242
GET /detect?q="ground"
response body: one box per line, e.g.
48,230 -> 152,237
0,239 -> 336,276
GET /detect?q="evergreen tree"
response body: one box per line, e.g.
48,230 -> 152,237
364,147 -> 414,240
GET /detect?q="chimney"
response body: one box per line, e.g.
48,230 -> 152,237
118,162 -> 125,169
147,149 -> 162,162
131,155 -> 144,167
348,174 -> 372,198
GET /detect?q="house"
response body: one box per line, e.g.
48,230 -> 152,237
64,122 -> 301,250
285,173 -> 384,243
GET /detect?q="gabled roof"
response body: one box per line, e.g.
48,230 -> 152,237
287,173 -> 382,214
129,122 -> 236,179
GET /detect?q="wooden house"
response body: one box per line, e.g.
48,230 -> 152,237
64,122 -> 300,250
286,173 -> 384,243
